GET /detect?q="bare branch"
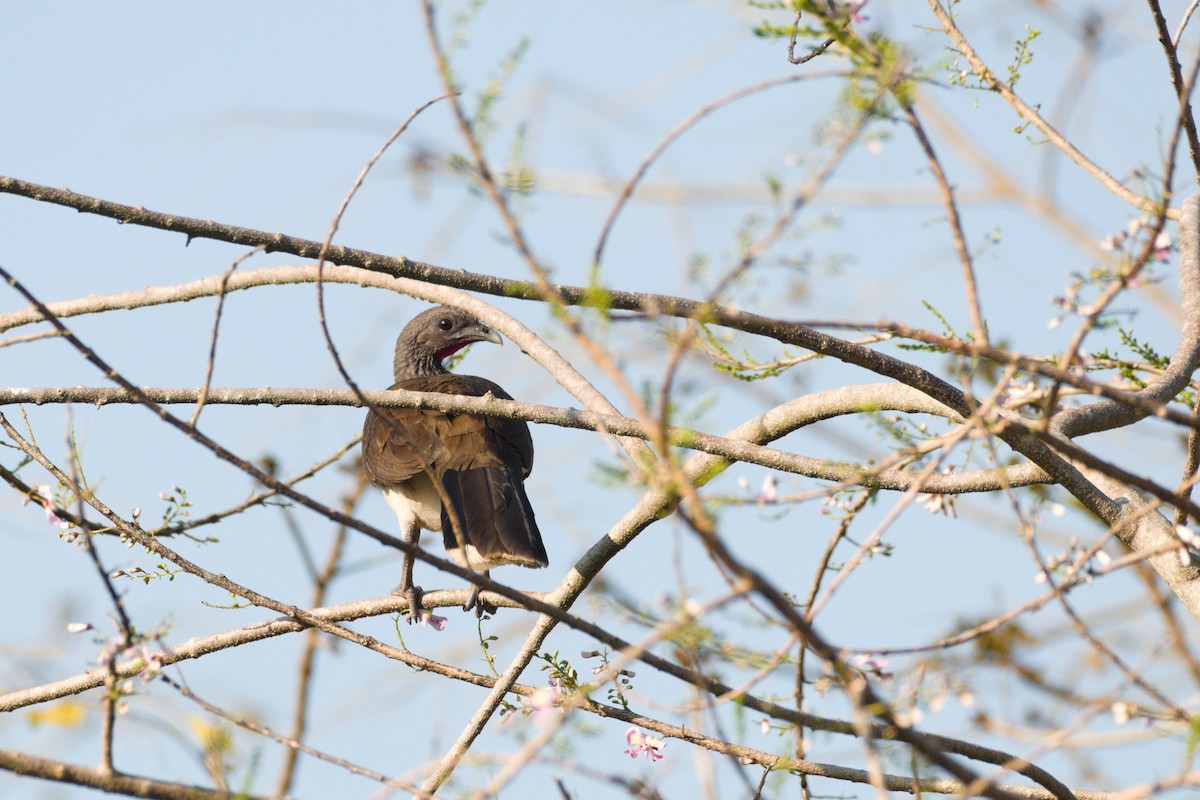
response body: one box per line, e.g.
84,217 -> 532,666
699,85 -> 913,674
924,0 -> 1177,218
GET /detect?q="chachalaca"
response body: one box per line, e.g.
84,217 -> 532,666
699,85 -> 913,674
361,305 -> 547,619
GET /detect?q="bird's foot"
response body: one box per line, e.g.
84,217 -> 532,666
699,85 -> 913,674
463,585 -> 498,618
391,583 -> 425,624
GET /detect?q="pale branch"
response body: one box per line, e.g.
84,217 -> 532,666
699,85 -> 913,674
657,468 -> 1074,800
924,0 -> 1176,219
0,749 -> 274,800
0,382 -> 1048,493
0,264 -> 393,334
1177,0 -> 1200,47
0,255 -> 1167,523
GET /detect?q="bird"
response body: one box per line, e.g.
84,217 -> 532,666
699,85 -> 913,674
361,305 -> 548,619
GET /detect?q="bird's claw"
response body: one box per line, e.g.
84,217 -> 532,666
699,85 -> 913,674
463,585 -> 498,618
391,583 -> 425,624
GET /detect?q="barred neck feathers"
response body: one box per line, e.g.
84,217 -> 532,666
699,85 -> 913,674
391,306 -> 502,382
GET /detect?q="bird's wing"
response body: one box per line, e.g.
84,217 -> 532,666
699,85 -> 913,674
361,374 -> 535,485
409,374 -> 534,477
361,383 -> 448,486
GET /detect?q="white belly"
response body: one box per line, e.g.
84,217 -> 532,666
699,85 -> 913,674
382,473 -> 442,532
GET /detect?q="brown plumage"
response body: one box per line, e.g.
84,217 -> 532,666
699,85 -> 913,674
362,306 -> 547,618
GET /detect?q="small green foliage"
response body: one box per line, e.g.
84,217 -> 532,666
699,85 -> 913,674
447,0 -> 487,55
443,344 -> 471,372
109,563 -> 184,584
764,172 -> 783,203
502,122 -> 536,196
589,459 -> 638,489
1092,329 -> 1194,406
478,618 -> 501,677
1117,327 -> 1166,369
579,648 -> 635,711
445,153 -> 479,183
701,324 -> 807,381
202,592 -> 250,610
473,37 -> 531,142
1007,26 -> 1041,90
750,0 -> 856,45
581,267 -> 614,314
1185,714 -> 1200,767
895,300 -> 954,353
502,279 -> 537,299
392,614 -> 410,652
923,299 -> 958,338
537,649 -> 580,693
841,34 -> 912,113
151,486 -> 192,533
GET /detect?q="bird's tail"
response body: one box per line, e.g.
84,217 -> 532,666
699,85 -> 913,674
439,468 -> 548,570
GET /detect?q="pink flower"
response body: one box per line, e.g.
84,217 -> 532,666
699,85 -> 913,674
137,645 -> 167,681
756,474 -> 778,504
529,677 -> 564,723
835,0 -> 869,23
624,727 -> 665,761
1151,231 -> 1172,261
852,653 -> 890,677
1102,216 -> 1173,261
43,504 -> 68,528
416,609 -> 447,631
25,485 -> 69,529
917,492 -> 956,518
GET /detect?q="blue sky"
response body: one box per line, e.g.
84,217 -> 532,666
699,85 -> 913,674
0,2 -> 1193,798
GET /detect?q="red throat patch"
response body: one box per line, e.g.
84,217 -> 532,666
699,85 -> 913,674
435,341 -> 469,362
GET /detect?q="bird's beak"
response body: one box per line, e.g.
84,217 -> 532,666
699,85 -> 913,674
469,322 -> 503,346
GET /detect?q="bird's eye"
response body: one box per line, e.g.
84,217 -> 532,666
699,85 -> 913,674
437,317 -> 454,331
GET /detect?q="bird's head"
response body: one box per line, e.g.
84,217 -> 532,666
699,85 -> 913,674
393,305 -> 503,380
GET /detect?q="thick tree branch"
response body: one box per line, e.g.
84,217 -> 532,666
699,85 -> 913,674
0,749 -> 272,800
0,381 -> 1050,493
